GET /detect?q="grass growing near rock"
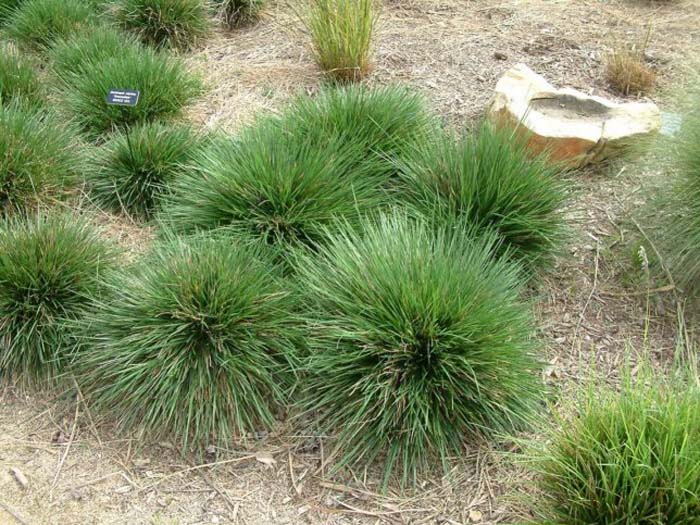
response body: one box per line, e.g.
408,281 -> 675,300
87,122 -> 205,220
0,213 -> 114,383
116,0 -> 211,50
280,84 -> 435,180
605,33 -> 656,96
61,46 -> 201,136
0,45 -> 42,106
160,121 -> 387,256
304,0 -> 378,82
75,234 -> 299,448
526,366 -> 700,524
0,103 -> 80,212
396,124 -> 567,271
212,0 -> 264,28
4,0 -> 95,50
298,213 -> 541,484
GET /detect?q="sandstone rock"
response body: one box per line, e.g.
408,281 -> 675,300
487,64 -> 661,167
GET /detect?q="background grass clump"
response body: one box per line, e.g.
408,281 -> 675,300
75,234 -> 299,448
116,0 -> 211,50
160,121 -> 387,257
304,0 -> 378,82
61,46 -> 201,135
396,124 -> 568,271
87,122 -> 205,220
279,84 -> 435,181
526,367 -> 700,524
297,213 -> 541,483
0,102 -> 81,212
0,213 -> 113,383
0,45 -> 42,106
212,0 -> 264,28
4,0 -> 95,50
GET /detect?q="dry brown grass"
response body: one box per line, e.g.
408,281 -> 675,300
605,32 -> 657,96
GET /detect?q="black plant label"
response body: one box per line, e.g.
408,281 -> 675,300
106,89 -> 140,107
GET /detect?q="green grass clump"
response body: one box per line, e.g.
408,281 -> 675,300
280,84 -> 434,180
396,124 -> 567,271
75,234 -> 299,448
304,0 -> 378,82
4,0 -> 95,50
0,213 -> 113,383
0,103 -> 80,212
0,45 -> 42,106
212,0 -> 264,28
116,0 -> 211,50
298,213 -> 541,483
160,122 -> 387,257
49,26 -> 144,78
527,369 -> 700,524
87,122 -> 205,220
61,46 -> 201,136
0,0 -> 25,24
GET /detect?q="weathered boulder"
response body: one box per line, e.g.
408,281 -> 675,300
487,64 -> 661,167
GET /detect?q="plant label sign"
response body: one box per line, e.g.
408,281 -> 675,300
106,89 -> 140,106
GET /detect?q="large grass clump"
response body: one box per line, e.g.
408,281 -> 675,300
160,122 -> 387,256
0,45 -> 42,106
0,102 -> 80,212
61,46 -> 201,135
212,0 -> 264,28
396,124 -> 567,271
116,0 -> 211,50
0,213 -> 113,383
75,234 -> 299,448
304,0 -> 378,82
87,122 -> 205,220
298,213 -> 541,483
279,84 -> 435,180
527,368 -> 700,524
4,0 -> 95,50
49,26 -> 144,78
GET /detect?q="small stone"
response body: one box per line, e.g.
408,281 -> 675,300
10,467 -> 28,489
494,51 -> 508,60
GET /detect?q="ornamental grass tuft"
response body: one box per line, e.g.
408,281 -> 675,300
211,0 -> 265,28
0,45 -> 42,106
75,234 -> 299,448
396,123 -> 567,271
297,213 -> 541,484
4,0 -> 95,50
116,0 -> 211,50
526,366 -> 700,524
86,122 -> 206,220
0,213 -> 114,383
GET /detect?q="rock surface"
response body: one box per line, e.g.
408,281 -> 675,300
487,64 -> 661,167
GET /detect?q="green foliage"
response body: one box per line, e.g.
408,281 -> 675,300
0,45 -> 42,106
0,0 -> 24,25
160,121 -> 387,257
4,0 -> 95,50
116,0 -> 211,50
298,213 -> 541,484
0,213 -> 114,383
49,26 -> 144,78
279,84 -> 435,180
211,0 -> 264,28
60,46 -> 202,136
75,233 -> 299,448
0,103 -> 80,212
87,122 -> 206,220
396,124 -> 567,271
527,368 -> 700,524
304,0 -> 378,82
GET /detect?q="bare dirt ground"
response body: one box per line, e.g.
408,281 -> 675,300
2,1 -> 700,523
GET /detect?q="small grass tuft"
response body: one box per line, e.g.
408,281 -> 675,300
4,0 -> 95,50
86,122 -> 206,220
0,102 -> 81,212
605,31 -> 657,96
526,365 -> 700,524
298,212 -> 541,484
0,212 -> 114,383
212,0 -> 265,28
303,0 -> 378,82
75,233 -> 299,449
60,46 -> 202,136
116,0 -> 211,50
396,124 -> 568,272
0,44 -> 42,106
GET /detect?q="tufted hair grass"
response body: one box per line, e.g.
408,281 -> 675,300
211,0 -> 265,28
0,44 -> 42,107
